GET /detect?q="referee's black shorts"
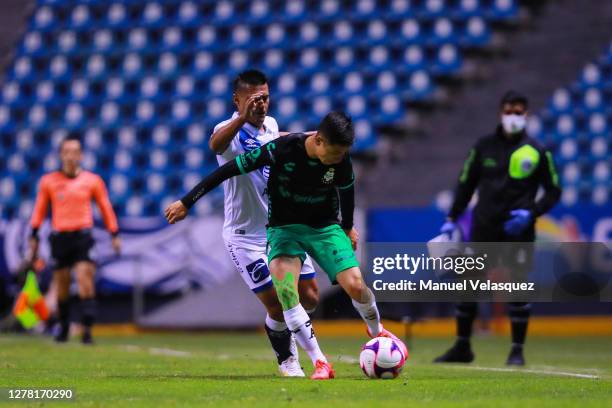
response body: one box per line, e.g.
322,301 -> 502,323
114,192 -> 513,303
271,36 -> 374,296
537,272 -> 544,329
49,229 -> 95,269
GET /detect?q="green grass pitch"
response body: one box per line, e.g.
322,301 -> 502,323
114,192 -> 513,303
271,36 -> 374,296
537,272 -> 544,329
1,333 -> 610,407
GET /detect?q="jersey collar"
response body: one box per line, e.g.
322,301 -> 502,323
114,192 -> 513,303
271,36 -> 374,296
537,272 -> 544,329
232,111 -> 267,136
496,124 -> 526,145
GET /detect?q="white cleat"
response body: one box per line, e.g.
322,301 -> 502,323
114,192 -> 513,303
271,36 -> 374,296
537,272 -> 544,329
279,355 -> 305,377
279,335 -> 304,377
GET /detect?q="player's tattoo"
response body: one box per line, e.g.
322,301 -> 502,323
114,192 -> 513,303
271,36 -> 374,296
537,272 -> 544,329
272,273 -> 299,310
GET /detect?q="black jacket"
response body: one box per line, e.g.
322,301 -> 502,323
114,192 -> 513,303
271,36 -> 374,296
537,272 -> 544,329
448,127 -> 562,240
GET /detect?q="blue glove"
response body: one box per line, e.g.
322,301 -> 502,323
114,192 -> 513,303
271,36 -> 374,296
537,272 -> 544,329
503,209 -> 532,236
440,221 -> 457,238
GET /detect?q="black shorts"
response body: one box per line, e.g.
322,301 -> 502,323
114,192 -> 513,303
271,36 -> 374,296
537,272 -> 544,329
49,230 -> 95,269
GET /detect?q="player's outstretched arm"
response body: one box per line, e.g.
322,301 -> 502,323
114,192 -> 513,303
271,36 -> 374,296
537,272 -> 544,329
164,143 -> 275,224
164,160 -> 242,224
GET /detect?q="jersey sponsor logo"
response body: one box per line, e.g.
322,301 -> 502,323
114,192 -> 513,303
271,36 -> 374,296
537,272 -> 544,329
333,248 -> 354,264
238,129 -> 262,152
284,162 -> 296,172
243,137 -> 259,150
246,258 -> 271,284
483,158 -> 497,168
292,193 -> 326,204
322,168 -> 335,184
278,186 -> 291,198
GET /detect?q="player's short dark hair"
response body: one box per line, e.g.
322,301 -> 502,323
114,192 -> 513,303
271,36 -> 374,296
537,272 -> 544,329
59,135 -> 81,150
318,111 -> 354,147
500,90 -> 528,109
233,69 -> 268,92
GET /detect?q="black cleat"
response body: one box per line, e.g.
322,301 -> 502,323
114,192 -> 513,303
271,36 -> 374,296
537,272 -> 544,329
433,343 -> 475,363
81,331 -> 94,345
54,325 -> 69,343
506,346 -> 525,366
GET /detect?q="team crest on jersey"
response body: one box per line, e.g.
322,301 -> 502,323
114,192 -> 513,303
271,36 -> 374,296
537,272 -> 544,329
521,158 -> 534,173
322,168 -> 335,184
509,144 -> 540,179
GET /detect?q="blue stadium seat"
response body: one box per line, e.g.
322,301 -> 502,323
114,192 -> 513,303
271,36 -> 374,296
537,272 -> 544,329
578,63 -> 603,89
591,184 -> 609,206
0,0 -> 531,217
421,0 -> 447,18
549,88 -> 573,115
399,19 -> 424,44
488,0 -> 519,20
587,112 -> 608,136
590,136 -> 608,158
453,0 -> 482,19
433,44 -> 462,75
431,18 -> 456,45
461,17 -> 490,47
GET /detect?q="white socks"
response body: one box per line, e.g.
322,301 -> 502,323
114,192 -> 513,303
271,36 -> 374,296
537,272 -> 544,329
265,314 -> 287,332
352,289 -> 382,336
283,304 -> 326,364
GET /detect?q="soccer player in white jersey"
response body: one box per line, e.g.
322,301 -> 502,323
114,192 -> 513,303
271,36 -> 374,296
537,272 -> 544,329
207,70 -> 319,377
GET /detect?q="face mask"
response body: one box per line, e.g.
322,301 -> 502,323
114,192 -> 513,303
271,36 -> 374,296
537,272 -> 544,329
501,114 -> 527,134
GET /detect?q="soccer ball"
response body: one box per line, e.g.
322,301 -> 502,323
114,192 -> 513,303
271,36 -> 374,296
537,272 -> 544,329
359,337 -> 407,379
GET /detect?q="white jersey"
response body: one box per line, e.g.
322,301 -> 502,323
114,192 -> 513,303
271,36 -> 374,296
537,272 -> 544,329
216,112 -> 279,246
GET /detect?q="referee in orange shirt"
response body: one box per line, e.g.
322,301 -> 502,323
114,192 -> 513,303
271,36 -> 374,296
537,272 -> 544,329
29,136 -> 120,343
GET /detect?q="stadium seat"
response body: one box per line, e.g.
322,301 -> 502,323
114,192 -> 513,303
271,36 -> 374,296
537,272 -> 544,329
0,0 -> 540,217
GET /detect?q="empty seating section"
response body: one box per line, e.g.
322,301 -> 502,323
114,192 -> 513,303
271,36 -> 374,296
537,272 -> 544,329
527,42 -> 612,207
1,0 -> 520,217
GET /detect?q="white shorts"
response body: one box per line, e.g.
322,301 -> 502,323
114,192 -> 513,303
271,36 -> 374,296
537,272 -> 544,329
225,240 -> 316,293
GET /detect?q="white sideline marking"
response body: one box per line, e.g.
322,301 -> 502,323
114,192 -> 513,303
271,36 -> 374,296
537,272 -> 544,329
333,351 -> 602,379
119,344 -> 192,358
445,365 -> 600,379
336,354 -> 360,364
148,347 -> 192,357
116,346 -> 604,379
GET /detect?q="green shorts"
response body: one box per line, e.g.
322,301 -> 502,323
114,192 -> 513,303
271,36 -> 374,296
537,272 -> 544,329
267,224 -> 359,283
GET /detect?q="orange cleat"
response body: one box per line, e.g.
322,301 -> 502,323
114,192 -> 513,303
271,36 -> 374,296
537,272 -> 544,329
367,326 -> 409,359
310,360 -> 335,380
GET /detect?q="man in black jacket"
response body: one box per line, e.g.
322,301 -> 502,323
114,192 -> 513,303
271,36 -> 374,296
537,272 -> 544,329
434,91 -> 562,366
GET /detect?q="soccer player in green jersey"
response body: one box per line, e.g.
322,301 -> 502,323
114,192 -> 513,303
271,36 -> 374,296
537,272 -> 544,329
165,112 -> 407,379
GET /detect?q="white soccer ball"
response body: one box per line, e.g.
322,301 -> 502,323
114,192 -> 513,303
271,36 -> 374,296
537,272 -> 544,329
359,337 -> 407,379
